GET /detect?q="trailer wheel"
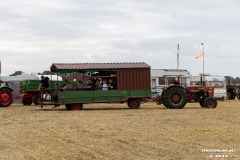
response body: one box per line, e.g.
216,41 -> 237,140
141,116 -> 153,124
33,94 -> 41,105
163,87 -> 187,109
204,97 -> 217,108
0,88 -> 13,107
22,97 -> 32,105
66,103 -> 83,110
128,99 -> 140,109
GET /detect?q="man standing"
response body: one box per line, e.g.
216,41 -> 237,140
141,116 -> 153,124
39,76 -> 50,100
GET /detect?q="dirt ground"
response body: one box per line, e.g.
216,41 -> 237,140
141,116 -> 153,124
0,100 -> 239,160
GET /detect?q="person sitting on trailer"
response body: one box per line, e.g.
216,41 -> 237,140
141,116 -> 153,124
108,79 -> 116,90
77,80 -> 84,90
102,80 -> 108,91
64,80 -> 73,91
84,78 -> 96,90
96,78 -> 102,90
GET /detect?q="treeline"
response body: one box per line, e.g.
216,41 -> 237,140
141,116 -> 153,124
232,77 -> 240,85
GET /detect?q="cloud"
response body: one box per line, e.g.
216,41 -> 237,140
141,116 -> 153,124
0,0 -> 240,77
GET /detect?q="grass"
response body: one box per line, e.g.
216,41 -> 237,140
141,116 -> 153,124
0,100 -> 239,159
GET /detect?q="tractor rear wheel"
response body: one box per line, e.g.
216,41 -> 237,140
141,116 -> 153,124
33,94 -> 41,105
22,96 -> 33,105
128,99 -> 140,109
0,88 -> 13,107
163,87 -> 187,109
204,97 -> 217,108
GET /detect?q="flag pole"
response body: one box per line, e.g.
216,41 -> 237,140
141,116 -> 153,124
201,43 -> 204,86
177,44 -> 179,70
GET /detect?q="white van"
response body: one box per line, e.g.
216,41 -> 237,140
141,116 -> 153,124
190,76 -> 227,100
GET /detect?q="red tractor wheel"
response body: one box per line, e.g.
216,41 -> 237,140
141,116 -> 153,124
0,88 -> 13,107
22,96 -> 33,105
204,97 -> 217,108
128,99 -> 140,109
33,94 -> 41,105
163,87 -> 187,109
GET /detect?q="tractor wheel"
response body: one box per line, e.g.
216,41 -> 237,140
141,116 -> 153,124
231,95 -> 236,100
33,94 -> 41,105
163,101 -> 173,108
163,87 -> 187,109
128,99 -> 140,109
22,97 -> 33,105
199,99 -> 205,107
204,97 -> 217,108
65,104 -> 72,110
0,88 -> 13,107
66,103 -> 83,110
226,92 -> 231,100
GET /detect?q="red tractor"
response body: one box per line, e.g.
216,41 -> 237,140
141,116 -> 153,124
0,81 -> 13,107
155,76 -> 217,109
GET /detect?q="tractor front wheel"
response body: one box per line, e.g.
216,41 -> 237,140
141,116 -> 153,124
0,88 -> 13,107
204,97 -> 217,108
199,99 -> 205,107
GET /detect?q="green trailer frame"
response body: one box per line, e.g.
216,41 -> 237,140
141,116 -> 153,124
58,90 -> 151,104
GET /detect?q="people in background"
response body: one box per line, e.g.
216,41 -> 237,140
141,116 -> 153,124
102,80 -> 108,91
64,80 -> 73,91
53,82 -> 61,102
108,79 -> 116,90
84,78 -> 96,90
77,80 -> 84,90
96,79 -> 102,90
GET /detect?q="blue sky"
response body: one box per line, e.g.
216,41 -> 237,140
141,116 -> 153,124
1,0 -> 240,77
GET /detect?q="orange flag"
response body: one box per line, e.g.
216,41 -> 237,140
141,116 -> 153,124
195,52 -> 204,59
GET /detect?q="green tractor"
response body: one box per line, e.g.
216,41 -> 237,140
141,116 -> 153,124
0,80 -> 13,107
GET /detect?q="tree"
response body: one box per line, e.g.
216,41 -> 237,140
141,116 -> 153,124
9,71 -> 23,76
42,70 -> 51,75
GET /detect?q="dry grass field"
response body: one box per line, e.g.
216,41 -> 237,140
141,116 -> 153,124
0,100 -> 239,160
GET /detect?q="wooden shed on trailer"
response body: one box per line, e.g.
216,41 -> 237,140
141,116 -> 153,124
50,62 -> 151,90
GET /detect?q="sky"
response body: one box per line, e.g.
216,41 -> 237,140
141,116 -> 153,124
0,0 -> 240,77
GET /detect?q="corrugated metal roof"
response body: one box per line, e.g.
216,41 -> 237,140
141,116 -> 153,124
50,62 -> 150,72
